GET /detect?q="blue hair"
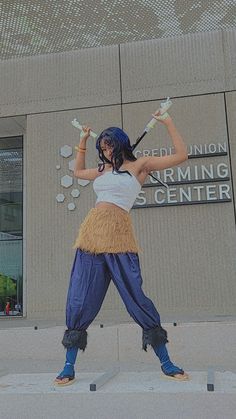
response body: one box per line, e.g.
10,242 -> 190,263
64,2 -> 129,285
96,127 -> 136,174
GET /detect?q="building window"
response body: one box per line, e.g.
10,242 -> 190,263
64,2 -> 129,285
0,136 -> 23,317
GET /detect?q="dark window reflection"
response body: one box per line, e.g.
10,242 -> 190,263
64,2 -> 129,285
0,136 -> 23,317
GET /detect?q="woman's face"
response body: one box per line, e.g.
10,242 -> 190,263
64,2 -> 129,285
100,139 -> 113,160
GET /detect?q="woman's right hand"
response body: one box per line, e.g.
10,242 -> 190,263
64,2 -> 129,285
152,111 -> 172,125
80,125 -> 91,141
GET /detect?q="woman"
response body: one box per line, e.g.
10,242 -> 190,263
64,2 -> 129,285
55,109 -> 189,385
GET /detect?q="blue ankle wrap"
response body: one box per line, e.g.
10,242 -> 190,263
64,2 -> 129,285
57,347 -> 79,378
58,363 -> 75,378
66,347 -> 79,365
153,343 -> 184,375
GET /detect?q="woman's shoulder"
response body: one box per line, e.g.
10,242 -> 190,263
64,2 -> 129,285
123,158 -> 148,174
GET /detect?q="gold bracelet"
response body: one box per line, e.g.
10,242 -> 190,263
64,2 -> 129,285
75,146 -> 86,152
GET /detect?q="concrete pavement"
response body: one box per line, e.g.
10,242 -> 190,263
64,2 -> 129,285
0,320 -> 236,419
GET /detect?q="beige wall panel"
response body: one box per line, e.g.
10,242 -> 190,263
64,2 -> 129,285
225,92 -> 236,216
26,105 -> 124,320
120,30 -> 225,103
0,46 -> 120,118
223,29 -> 236,90
0,116 -> 26,137
122,93 -> 236,319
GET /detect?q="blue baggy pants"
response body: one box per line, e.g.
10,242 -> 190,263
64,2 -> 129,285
62,249 -> 168,351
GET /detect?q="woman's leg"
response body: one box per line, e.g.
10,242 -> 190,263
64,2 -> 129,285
55,249 -> 111,384
55,347 -> 79,385
152,343 -> 187,379
104,252 -> 188,380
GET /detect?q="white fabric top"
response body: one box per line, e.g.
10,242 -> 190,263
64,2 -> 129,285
93,170 -> 142,212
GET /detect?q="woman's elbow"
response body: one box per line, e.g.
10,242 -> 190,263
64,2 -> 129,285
176,153 -> 188,166
74,170 -> 81,178
181,151 -> 188,162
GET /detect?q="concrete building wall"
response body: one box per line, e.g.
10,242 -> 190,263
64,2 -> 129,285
0,29 -> 236,322
0,45 -> 121,116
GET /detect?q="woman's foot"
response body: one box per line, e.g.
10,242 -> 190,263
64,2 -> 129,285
54,363 -> 75,386
161,361 -> 189,381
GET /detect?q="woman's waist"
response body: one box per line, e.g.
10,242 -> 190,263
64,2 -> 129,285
81,204 -> 134,229
95,201 -> 128,213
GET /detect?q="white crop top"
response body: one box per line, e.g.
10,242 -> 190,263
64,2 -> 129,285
93,170 -> 142,212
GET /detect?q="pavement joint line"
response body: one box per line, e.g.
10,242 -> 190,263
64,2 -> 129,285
207,367 -> 215,392
89,366 -> 120,391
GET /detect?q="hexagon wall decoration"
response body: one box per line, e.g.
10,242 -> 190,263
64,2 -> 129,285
77,179 -> 90,187
56,193 -> 65,203
60,145 -> 73,158
69,159 -> 75,172
56,143 -> 91,212
68,202 -> 76,211
61,175 -> 73,188
71,189 -> 80,198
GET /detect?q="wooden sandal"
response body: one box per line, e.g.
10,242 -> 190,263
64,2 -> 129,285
161,366 -> 190,381
54,374 -> 76,386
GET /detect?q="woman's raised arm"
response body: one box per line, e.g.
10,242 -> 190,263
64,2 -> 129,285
138,114 -> 188,173
73,126 -> 102,180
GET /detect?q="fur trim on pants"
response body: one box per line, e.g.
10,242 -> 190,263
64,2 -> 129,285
142,326 -> 168,351
62,329 -> 87,351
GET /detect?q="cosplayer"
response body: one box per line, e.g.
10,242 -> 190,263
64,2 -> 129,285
54,106 -> 189,385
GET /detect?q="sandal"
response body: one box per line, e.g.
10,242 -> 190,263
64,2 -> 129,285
161,365 -> 190,381
54,363 -> 76,386
54,373 -> 75,386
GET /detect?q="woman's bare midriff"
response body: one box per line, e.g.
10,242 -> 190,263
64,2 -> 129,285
95,202 -> 126,213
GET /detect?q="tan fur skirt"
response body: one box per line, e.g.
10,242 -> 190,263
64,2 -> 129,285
72,206 -> 141,254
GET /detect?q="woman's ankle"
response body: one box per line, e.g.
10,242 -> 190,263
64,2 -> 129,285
161,360 -> 183,375
58,362 -> 75,378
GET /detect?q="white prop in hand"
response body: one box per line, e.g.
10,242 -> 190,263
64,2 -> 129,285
71,118 -> 98,138
145,97 -> 172,133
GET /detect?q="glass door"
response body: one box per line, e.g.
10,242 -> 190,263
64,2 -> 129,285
0,136 -> 23,316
